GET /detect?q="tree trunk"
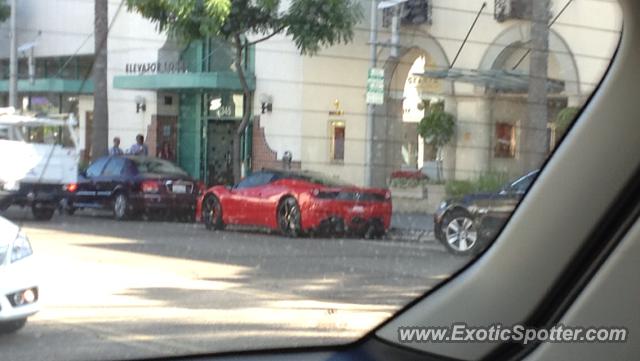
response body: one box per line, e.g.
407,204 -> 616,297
91,0 -> 109,160
523,0 -> 550,173
232,34 -> 252,183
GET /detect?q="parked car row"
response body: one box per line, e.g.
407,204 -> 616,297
61,155 -> 393,239
60,155 -> 540,253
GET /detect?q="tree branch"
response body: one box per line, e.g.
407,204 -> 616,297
246,25 -> 286,46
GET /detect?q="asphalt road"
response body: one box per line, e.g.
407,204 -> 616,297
0,208 -> 469,361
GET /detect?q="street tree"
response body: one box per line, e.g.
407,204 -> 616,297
0,1 -> 9,22
92,0 -> 109,160
126,0 -> 362,182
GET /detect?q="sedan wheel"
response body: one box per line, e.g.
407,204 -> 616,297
278,197 -> 301,237
113,193 -> 129,221
203,195 -> 224,230
442,212 -> 479,255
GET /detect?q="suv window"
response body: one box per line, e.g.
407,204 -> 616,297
509,172 -> 538,194
85,157 -> 109,178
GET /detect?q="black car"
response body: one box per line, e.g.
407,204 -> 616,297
434,170 -> 539,255
64,156 -> 199,221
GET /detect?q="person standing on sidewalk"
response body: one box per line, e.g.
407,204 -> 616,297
109,137 -> 123,155
129,134 -> 148,156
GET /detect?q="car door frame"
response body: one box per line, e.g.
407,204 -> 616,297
96,157 -> 127,208
375,2 -> 633,359
75,156 -> 109,208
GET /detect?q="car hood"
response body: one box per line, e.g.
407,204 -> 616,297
446,191 -> 498,205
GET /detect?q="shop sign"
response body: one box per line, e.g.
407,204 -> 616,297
366,68 -> 385,105
125,61 -> 187,75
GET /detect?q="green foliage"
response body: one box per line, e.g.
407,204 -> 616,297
388,177 -> 431,188
555,106 -> 579,138
445,180 -> 474,198
445,172 -> 510,198
417,109 -> 455,148
285,0 -> 362,55
0,0 -> 10,22
125,0 -> 231,41
126,0 -> 362,55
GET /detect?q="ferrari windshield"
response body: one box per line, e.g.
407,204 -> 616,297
283,171 -> 354,188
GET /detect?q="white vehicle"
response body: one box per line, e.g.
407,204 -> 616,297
0,107 -> 79,220
0,216 -> 39,333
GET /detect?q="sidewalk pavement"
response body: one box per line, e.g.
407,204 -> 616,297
387,212 -> 436,243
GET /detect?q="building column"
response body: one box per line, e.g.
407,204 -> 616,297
454,94 -> 492,180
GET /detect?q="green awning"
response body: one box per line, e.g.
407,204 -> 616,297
0,78 -> 93,94
113,71 -> 255,91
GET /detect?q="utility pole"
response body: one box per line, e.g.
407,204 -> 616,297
91,0 -> 109,159
8,0 -> 17,109
365,0 -> 378,187
523,0 -> 551,172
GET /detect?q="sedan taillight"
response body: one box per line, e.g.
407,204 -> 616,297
141,180 -> 161,193
65,183 -> 78,193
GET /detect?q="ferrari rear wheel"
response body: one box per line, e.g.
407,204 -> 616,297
278,197 -> 301,237
203,195 -> 224,230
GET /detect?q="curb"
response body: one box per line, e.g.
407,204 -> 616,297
385,228 -> 437,243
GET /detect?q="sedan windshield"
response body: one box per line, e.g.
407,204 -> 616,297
129,157 -> 188,176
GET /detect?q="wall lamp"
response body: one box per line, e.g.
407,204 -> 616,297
135,96 -> 146,113
260,94 -> 273,114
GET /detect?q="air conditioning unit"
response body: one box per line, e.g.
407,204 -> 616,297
494,0 -> 532,22
382,0 -> 432,28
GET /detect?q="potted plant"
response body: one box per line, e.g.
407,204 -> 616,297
417,109 -> 455,182
388,170 -> 430,198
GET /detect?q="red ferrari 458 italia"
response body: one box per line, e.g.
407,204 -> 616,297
196,170 -> 392,238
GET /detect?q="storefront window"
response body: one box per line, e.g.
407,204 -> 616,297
46,58 -> 61,77
495,122 -> 516,158
76,56 -> 94,79
330,121 -> 346,162
206,38 -> 235,72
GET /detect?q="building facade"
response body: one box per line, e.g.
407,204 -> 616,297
0,0 -> 621,187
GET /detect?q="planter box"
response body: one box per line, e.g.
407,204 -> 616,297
389,185 -> 425,199
390,184 -> 446,213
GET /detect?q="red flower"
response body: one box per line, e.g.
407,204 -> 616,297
390,170 -> 428,180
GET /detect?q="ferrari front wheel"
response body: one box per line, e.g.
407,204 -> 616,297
277,196 -> 301,237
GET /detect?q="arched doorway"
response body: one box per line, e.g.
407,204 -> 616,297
478,24 -> 580,176
371,33 -> 453,186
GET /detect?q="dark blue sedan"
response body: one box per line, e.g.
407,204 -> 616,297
63,156 -> 200,221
